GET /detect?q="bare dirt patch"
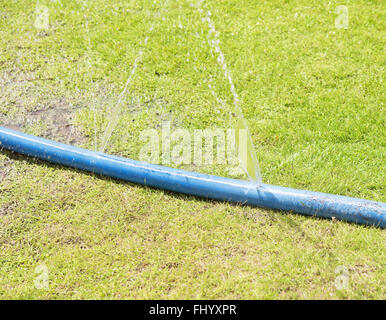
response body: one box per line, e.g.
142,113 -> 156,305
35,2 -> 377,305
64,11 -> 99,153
0,200 -> 17,215
0,69 -> 85,145
26,105 -> 85,145
0,157 -> 14,181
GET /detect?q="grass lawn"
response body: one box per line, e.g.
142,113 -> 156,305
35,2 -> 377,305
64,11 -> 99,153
0,0 -> 385,299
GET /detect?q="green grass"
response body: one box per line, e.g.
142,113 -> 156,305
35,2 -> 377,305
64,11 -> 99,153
0,0 -> 385,299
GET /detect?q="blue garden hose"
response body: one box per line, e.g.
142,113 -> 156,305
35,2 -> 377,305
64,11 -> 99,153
0,126 -> 385,228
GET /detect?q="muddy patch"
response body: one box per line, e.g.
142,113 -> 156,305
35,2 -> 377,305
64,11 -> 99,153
0,156 -> 14,181
0,69 -> 86,145
0,200 -> 17,215
1,104 -> 86,145
27,105 -> 85,145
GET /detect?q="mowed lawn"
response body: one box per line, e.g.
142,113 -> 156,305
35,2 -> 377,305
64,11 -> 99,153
0,0 -> 385,299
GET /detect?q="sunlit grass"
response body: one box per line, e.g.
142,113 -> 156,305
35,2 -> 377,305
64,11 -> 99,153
0,0 -> 385,299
